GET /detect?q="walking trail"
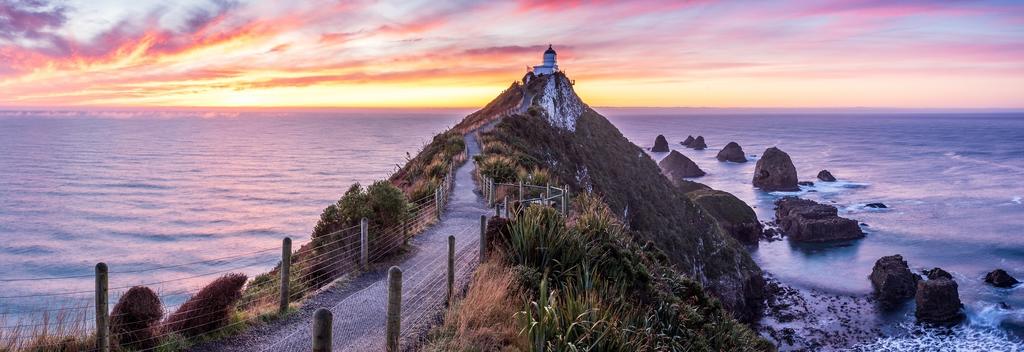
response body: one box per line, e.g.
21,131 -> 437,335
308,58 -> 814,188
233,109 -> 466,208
192,134 -> 489,352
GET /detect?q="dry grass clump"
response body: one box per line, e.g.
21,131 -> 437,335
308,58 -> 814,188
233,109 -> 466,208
162,273 -> 247,338
0,308 -> 91,352
424,257 -> 525,351
111,286 -> 163,350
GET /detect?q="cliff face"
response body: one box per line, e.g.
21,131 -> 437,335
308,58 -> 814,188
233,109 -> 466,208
482,72 -> 765,321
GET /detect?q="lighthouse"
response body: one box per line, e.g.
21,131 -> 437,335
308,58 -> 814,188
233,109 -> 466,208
532,45 -> 559,75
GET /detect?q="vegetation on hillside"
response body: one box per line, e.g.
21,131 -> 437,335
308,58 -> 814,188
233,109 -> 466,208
425,195 -> 773,351
470,94 -> 765,321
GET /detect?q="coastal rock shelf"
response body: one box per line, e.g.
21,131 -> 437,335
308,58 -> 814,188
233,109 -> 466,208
774,197 -> 864,242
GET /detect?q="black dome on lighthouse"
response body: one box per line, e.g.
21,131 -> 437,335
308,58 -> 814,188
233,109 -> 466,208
544,45 -> 556,55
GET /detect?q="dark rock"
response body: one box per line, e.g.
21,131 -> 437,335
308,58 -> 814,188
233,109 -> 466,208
675,179 -> 712,194
761,227 -> 783,241
688,188 -> 762,245
923,267 -> 953,280
915,277 -> 963,324
753,147 -> 799,191
689,136 -> 708,150
798,181 -> 814,186
870,255 -> 920,308
999,302 -> 1012,310
681,135 -> 695,146
865,203 -> 888,209
817,170 -> 837,182
659,150 -> 705,179
716,141 -> 747,163
985,269 -> 1020,288
775,197 -> 864,242
652,134 -> 670,152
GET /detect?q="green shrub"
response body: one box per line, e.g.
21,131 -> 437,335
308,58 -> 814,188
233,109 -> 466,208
477,155 -> 518,183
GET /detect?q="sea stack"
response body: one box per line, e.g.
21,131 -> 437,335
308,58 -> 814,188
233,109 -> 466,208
716,142 -> 747,163
690,136 -> 708,150
753,147 -> 799,191
774,197 -> 864,242
870,255 -> 920,308
985,269 -> 1020,288
652,135 -> 670,152
915,272 -> 964,324
681,135 -> 695,146
817,170 -> 837,182
659,150 -> 705,179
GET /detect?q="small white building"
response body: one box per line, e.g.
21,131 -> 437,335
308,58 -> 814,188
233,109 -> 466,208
532,45 -> 559,75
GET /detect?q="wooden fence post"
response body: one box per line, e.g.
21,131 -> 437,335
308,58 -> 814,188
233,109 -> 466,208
447,235 -> 455,305
518,180 -> 524,204
480,215 -> 488,262
312,308 -> 332,352
95,263 -> 109,352
360,218 -> 369,269
280,237 -> 292,314
435,188 -> 442,221
504,196 -> 509,218
545,183 -> 551,203
386,266 -> 403,352
488,179 -> 495,207
561,185 -> 568,214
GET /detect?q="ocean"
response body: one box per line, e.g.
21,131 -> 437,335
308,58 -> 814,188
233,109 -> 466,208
606,110 -> 1024,350
1,109 -> 1022,349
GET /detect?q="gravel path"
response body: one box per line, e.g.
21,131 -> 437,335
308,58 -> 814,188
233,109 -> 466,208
191,134 -> 488,352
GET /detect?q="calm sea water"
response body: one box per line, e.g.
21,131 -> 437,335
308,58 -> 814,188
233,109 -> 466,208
0,111 -> 463,316
2,109 -> 1022,349
606,110 -> 1024,349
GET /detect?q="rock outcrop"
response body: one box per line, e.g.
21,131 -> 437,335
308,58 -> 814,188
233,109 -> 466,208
689,136 -> 707,150
652,135 -> 670,152
681,135 -> 695,146
915,275 -> 964,324
716,142 -> 747,163
870,255 -> 920,308
774,197 -> 864,242
817,170 -> 836,182
985,269 -> 1020,288
753,147 -> 799,191
687,188 -> 762,245
659,150 -> 705,178
924,267 -> 953,280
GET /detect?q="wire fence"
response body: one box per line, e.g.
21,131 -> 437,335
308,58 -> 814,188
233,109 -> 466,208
0,149 -> 469,352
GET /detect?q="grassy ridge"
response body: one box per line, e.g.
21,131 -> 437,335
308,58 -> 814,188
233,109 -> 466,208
425,195 -> 773,351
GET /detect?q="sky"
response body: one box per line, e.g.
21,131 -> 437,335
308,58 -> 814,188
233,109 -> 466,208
1,0 -> 1022,109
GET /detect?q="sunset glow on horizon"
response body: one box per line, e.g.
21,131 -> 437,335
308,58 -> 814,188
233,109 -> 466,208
1,0 -> 1023,109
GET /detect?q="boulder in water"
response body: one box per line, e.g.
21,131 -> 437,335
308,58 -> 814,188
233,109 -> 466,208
985,269 -> 1020,288
774,197 -> 864,242
923,267 -> 953,280
689,136 -> 708,150
716,141 -> 747,163
870,255 -> 920,308
753,147 -> 799,191
659,150 -> 705,179
865,203 -> 888,209
817,170 -> 837,182
652,135 -> 670,152
915,276 -> 964,324
798,181 -> 814,186
681,135 -> 695,146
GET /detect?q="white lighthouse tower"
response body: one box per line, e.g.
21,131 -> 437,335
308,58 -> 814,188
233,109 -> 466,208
532,45 -> 559,75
